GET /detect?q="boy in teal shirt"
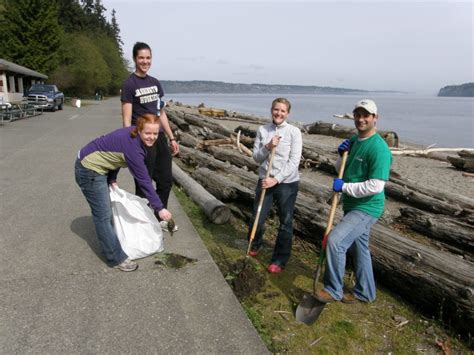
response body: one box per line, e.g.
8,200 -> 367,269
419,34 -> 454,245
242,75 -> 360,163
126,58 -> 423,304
316,99 -> 392,303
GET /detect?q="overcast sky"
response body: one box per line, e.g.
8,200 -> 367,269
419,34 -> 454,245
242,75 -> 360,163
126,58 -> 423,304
102,0 -> 473,94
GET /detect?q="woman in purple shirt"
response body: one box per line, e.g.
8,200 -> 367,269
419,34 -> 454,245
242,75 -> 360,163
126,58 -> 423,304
75,114 -> 172,272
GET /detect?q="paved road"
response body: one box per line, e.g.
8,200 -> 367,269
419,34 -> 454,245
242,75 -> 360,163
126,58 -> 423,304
0,99 -> 268,353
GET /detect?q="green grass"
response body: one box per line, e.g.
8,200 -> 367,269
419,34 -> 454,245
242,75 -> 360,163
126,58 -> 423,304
173,186 -> 472,353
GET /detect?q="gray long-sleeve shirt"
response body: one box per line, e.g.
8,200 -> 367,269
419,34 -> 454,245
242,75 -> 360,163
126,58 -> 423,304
253,120 -> 303,184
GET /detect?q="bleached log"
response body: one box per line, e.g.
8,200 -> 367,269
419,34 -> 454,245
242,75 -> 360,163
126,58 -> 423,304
304,122 -> 399,147
399,207 -> 474,259
166,110 -> 190,131
391,147 -> 474,156
172,162 -> 231,224
385,181 -> 463,216
206,146 -> 259,172
389,175 -> 474,212
230,134 -> 253,157
177,132 -> 201,148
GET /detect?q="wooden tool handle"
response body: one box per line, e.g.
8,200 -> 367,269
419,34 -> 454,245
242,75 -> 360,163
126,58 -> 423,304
247,147 -> 276,254
322,151 -> 349,247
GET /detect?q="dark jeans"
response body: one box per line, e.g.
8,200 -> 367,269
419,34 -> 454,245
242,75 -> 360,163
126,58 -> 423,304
135,134 -> 173,209
74,159 -> 127,265
248,180 -> 299,267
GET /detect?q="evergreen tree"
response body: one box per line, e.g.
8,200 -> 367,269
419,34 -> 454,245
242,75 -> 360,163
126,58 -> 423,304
58,0 -> 86,33
93,0 -> 107,31
91,34 -> 128,94
50,32 -> 111,96
0,0 -> 63,75
110,9 -> 123,51
0,0 -> 6,23
1,0 -> 128,96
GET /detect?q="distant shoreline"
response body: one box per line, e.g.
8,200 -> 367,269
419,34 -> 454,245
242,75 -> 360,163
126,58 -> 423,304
161,80 -> 409,95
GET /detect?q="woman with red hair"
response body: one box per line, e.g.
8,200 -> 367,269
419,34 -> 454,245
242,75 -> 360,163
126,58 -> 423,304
75,113 -> 172,272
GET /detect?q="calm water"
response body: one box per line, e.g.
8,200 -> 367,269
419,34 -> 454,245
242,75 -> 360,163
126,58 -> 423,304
167,93 -> 474,148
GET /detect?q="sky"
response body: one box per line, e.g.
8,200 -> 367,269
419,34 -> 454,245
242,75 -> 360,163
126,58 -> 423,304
102,0 -> 473,94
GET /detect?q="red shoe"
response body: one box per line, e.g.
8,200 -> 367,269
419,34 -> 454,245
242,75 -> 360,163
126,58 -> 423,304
248,250 -> 259,257
267,264 -> 283,273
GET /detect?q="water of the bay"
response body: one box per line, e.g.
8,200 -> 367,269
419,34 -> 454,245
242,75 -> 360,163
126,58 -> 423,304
167,93 -> 473,148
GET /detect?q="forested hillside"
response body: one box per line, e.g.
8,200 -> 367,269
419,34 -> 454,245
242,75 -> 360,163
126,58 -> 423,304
0,0 -> 128,96
438,82 -> 474,97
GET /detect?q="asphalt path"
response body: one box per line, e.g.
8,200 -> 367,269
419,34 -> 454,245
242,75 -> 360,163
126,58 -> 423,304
0,98 -> 268,353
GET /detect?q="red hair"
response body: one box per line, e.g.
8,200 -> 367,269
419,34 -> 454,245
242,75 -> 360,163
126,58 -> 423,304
130,113 -> 160,137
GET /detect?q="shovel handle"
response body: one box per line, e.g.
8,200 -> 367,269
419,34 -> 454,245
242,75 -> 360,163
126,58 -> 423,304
247,147 -> 276,255
322,151 -> 349,248
313,151 -> 349,294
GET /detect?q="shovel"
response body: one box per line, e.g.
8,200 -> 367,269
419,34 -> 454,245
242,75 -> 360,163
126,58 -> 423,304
246,146 -> 276,255
295,151 -> 348,325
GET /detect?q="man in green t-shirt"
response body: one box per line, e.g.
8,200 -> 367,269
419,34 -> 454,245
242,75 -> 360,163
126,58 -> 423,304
315,99 -> 392,304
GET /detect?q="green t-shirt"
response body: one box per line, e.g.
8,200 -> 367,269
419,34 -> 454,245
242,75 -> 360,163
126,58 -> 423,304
342,133 -> 392,218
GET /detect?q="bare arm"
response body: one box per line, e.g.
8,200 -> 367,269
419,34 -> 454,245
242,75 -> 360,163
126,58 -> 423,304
159,110 -> 180,155
122,102 -> 132,127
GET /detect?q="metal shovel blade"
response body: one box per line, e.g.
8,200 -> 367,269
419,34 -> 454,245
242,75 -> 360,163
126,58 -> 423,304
295,293 -> 326,325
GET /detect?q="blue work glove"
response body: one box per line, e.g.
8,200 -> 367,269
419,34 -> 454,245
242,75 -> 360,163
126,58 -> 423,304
333,178 -> 345,192
338,139 -> 351,156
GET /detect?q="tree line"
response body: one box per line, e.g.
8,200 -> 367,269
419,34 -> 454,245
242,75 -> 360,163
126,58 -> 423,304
0,0 -> 129,96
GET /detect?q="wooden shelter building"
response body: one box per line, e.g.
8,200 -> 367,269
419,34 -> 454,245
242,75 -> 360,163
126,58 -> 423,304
0,58 -> 48,104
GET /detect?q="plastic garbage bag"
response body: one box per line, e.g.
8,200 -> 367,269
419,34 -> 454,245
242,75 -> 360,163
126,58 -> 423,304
110,186 -> 164,260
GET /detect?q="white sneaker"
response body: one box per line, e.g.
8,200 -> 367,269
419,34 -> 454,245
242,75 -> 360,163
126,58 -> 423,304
113,258 -> 138,272
160,220 -> 178,233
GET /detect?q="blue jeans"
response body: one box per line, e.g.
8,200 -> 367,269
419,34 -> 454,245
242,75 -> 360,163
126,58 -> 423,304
323,210 -> 378,302
248,180 -> 299,267
74,159 -> 128,266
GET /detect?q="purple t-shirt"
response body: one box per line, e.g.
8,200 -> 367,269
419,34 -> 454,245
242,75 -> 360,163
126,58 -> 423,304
79,127 -> 164,212
121,73 -> 164,125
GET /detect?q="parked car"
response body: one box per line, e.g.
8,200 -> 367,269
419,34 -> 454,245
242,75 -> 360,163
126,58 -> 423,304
26,84 -> 64,111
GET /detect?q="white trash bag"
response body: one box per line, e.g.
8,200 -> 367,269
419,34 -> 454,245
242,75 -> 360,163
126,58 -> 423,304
110,186 -> 164,260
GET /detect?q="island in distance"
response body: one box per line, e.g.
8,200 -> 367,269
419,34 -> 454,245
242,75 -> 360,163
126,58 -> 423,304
438,82 -> 474,97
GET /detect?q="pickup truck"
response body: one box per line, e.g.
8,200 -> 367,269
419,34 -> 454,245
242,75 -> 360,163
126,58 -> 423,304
26,84 -> 64,111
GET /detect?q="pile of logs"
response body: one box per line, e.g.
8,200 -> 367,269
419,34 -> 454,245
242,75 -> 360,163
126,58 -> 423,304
166,104 -> 474,336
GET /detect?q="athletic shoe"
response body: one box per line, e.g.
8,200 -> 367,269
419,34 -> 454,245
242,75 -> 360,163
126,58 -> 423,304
248,250 -> 259,257
267,263 -> 283,273
160,220 -> 179,233
113,258 -> 138,272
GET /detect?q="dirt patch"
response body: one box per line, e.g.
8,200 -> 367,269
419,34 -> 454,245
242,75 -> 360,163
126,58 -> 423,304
154,252 -> 197,269
225,257 -> 266,300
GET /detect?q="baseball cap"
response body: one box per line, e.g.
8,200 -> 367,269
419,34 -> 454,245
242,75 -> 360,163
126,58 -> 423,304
353,99 -> 377,115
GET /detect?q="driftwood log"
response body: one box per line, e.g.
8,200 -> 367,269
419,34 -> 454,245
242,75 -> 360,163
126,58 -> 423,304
385,181 -> 464,216
447,150 -> 474,172
172,162 -> 231,224
166,110 -> 190,131
390,175 -> 474,213
206,146 -> 260,172
304,121 -> 400,147
399,207 -> 474,260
